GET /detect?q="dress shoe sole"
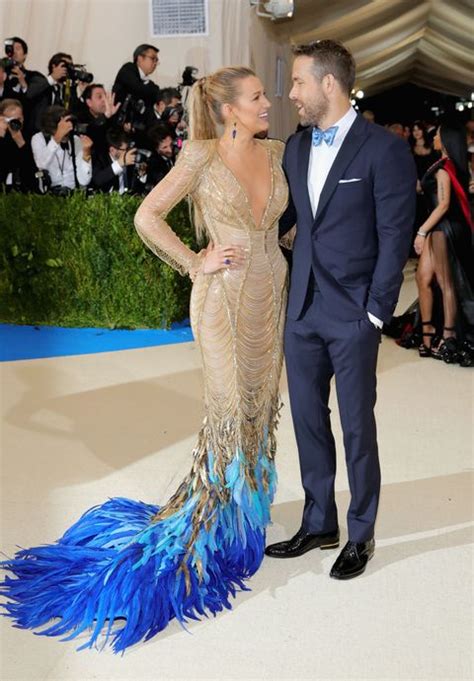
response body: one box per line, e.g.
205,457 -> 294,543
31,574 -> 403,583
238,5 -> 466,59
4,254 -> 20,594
265,539 -> 340,559
329,553 -> 374,580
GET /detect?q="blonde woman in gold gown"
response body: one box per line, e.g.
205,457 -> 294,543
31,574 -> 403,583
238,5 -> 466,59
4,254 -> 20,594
1,67 -> 290,652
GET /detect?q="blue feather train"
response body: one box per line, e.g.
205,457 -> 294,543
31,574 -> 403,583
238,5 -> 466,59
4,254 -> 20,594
0,438 -> 277,653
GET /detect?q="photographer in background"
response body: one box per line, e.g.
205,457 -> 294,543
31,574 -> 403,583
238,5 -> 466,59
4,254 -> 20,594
0,98 -> 37,192
146,122 -> 175,187
145,87 -> 180,127
28,52 -> 93,133
31,105 -> 93,193
161,102 -> 187,149
77,83 -> 121,154
0,60 -> 17,102
113,44 -> 160,118
178,65 -> 198,111
2,37 -> 45,103
91,127 -> 148,195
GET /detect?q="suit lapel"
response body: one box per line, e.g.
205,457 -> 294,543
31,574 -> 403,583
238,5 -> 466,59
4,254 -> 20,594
296,127 -> 314,226
313,114 -> 369,228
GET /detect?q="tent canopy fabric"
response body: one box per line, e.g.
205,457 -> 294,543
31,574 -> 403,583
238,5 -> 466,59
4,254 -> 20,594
270,0 -> 473,97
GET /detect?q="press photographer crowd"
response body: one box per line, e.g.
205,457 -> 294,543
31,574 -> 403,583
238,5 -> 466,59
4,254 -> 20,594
0,37 -> 198,196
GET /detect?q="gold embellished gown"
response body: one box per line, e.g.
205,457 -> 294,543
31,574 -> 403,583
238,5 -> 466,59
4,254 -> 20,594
0,138 -> 289,653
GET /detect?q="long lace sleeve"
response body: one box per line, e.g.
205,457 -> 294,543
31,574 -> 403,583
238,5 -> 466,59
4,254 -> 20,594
134,140 -> 210,276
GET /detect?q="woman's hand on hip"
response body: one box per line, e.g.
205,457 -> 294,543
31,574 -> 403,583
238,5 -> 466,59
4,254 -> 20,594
202,242 -> 247,274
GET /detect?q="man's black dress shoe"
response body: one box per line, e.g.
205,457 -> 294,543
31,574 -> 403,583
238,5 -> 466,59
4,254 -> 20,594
265,527 -> 340,558
330,539 -> 375,579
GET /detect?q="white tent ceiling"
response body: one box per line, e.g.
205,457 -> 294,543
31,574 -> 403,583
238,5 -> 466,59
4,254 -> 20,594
269,0 -> 473,97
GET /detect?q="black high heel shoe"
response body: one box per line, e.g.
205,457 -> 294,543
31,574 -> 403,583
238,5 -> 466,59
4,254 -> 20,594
418,320 -> 436,358
431,326 -> 459,363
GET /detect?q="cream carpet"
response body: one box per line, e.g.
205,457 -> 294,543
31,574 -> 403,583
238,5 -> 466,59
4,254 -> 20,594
1,264 -> 472,681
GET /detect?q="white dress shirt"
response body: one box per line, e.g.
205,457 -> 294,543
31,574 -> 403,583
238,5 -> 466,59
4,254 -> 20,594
31,133 -> 92,189
110,156 -> 127,194
308,106 -> 357,217
138,66 -> 149,85
307,106 -> 382,328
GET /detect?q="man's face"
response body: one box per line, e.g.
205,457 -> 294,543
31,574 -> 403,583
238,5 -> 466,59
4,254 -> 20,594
289,55 -> 329,127
86,87 -> 107,115
137,50 -> 159,76
109,142 -> 128,160
2,105 -> 24,131
13,42 -> 26,65
158,135 -> 173,158
155,99 -> 166,115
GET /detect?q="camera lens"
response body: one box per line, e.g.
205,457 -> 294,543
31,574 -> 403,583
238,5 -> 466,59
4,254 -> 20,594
7,118 -> 22,132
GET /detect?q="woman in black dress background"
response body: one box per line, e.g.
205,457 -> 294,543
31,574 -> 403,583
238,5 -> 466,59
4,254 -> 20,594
413,124 -> 473,364
410,121 -> 440,254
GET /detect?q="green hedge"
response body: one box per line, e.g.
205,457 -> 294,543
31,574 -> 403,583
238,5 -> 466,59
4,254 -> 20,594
0,191 -> 197,329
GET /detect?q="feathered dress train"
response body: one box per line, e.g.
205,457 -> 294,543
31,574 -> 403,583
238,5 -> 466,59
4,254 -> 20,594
1,138 -> 290,652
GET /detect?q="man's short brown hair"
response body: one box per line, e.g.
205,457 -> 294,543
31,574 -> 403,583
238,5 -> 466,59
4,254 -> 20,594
292,40 -> 356,96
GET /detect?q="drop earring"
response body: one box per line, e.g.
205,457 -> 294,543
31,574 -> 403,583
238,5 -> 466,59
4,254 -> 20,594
232,121 -> 237,144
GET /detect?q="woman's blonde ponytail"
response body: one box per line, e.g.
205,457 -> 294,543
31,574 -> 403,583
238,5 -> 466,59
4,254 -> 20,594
189,77 -> 217,141
189,67 -> 256,141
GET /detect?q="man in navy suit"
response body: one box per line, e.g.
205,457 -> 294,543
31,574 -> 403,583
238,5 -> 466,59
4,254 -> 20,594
265,40 -> 416,578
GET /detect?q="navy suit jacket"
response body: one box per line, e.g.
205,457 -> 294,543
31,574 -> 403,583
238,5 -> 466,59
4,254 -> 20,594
280,114 -> 417,324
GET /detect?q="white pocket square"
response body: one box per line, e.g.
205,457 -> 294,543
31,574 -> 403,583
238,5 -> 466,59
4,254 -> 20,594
339,178 -> 362,183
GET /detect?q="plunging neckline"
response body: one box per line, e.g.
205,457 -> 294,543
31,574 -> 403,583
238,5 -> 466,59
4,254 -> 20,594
215,139 -> 274,230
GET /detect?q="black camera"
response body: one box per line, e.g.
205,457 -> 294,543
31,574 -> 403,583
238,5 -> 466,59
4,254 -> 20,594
50,185 -> 73,197
4,39 -> 16,72
62,62 -> 94,83
134,148 -> 152,166
116,94 -> 146,130
3,39 -> 24,79
67,115 -> 89,136
181,66 -> 198,87
4,117 -> 23,132
162,105 -> 184,125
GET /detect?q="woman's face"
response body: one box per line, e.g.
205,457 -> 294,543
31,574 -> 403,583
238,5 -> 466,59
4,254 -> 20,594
226,76 -> 271,136
433,127 -> 442,151
412,125 -> 423,140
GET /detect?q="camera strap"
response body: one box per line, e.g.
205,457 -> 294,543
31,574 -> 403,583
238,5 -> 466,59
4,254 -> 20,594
69,134 -> 80,189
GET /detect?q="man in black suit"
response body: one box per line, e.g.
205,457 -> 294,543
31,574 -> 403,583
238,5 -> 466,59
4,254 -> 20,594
0,61 -> 18,102
144,87 -> 181,129
0,98 -> 37,192
146,122 -> 175,187
24,52 -> 85,134
112,44 -> 160,119
76,83 -> 121,154
91,127 -> 145,194
2,38 -> 46,127
265,40 -> 416,579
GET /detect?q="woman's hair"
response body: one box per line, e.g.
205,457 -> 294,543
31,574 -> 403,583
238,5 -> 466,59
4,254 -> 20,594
439,124 -> 469,191
410,120 -> 431,150
189,66 -> 255,140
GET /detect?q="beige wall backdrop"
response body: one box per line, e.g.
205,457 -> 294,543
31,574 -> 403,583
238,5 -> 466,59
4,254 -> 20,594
0,0 -> 296,139
0,0 -> 249,88
1,1 -> 471,139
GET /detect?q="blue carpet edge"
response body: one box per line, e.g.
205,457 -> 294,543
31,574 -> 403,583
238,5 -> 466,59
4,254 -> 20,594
0,322 -> 194,362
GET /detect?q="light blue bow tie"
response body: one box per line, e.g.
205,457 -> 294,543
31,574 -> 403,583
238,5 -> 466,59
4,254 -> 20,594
312,126 -> 338,147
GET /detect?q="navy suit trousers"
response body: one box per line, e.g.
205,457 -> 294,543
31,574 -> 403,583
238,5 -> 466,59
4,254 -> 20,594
284,288 -> 381,543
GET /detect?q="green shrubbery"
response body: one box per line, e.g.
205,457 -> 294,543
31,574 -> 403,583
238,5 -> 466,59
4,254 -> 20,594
0,191 -> 196,329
